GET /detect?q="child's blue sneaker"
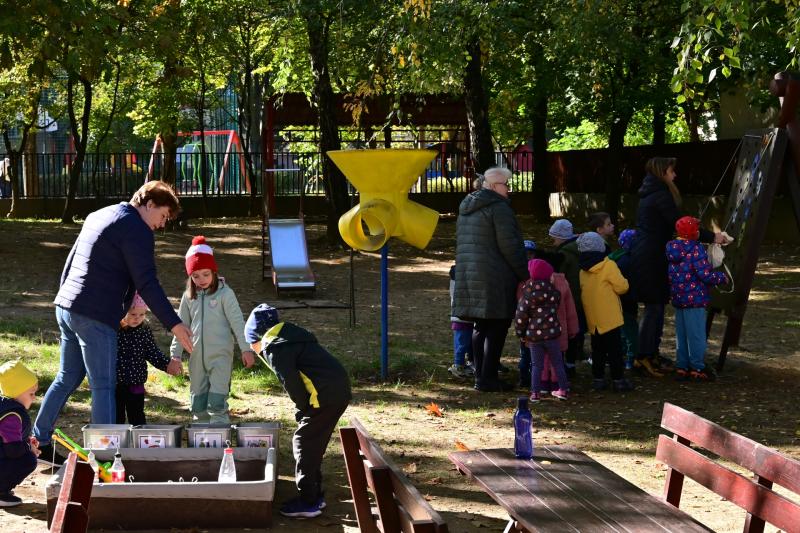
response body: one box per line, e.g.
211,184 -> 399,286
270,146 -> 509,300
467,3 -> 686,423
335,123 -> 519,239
280,496 -> 323,518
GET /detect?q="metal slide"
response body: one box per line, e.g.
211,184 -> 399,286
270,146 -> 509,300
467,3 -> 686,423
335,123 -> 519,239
267,218 -> 316,293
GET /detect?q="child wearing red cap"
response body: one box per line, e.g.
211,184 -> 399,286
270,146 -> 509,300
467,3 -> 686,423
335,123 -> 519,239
116,294 -> 183,425
514,259 -> 571,401
170,236 -> 256,423
666,217 -> 729,381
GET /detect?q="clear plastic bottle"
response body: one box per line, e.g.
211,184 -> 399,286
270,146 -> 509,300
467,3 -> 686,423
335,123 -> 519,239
513,397 -> 533,459
110,450 -> 126,483
87,451 -> 100,482
217,446 -> 237,483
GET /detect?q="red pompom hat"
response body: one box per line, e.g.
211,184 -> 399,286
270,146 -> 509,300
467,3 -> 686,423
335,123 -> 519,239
185,236 -> 218,275
675,216 -> 700,240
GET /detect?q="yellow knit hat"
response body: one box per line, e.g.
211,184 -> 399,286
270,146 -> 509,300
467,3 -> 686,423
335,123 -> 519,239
0,360 -> 38,399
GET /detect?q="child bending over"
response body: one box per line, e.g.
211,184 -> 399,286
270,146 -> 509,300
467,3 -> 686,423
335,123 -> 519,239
245,304 -> 351,519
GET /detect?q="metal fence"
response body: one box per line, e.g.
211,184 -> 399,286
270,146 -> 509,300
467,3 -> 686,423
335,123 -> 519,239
0,150 -> 535,199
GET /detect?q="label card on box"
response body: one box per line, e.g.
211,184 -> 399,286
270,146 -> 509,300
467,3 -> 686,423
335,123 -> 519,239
138,435 -> 167,448
88,434 -> 121,450
194,432 -> 224,448
241,434 -> 273,448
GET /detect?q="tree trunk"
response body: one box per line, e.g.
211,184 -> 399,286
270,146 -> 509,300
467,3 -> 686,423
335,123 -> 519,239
22,132 -> 37,198
304,11 -> 348,245
62,76 -> 92,224
684,103 -> 701,142
160,133 -> 178,185
652,103 -> 666,146
383,125 -> 392,148
605,112 -> 632,222
2,127 -> 29,219
462,37 -> 495,174
530,94 -> 551,220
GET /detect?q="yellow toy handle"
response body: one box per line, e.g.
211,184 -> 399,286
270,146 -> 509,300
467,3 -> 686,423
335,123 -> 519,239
52,434 -> 113,482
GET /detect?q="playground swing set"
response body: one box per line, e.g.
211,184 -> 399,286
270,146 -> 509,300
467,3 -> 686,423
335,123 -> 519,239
147,130 -> 252,194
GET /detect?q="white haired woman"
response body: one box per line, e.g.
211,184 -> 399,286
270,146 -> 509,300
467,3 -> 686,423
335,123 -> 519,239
453,167 -> 528,392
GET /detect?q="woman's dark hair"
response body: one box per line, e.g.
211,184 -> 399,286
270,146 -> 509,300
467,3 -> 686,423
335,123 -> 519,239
645,157 -> 681,206
186,271 -> 220,299
130,181 -> 181,218
587,212 -> 610,231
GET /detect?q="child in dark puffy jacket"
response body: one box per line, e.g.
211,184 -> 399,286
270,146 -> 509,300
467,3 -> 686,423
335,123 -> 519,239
515,259 -> 570,402
666,217 -> 729,381
609,229 -> 638,369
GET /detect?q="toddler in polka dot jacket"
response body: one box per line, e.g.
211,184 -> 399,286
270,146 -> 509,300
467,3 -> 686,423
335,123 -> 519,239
515,259 -> 571,402
116,294 -> 182,425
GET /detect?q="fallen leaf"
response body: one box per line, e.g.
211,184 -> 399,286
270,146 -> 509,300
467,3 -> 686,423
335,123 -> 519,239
454,440 -> 470,451
541,460 -> 552,465
403,462 -> 418,474
425,402 -> 443,417
485,412 -> 496,418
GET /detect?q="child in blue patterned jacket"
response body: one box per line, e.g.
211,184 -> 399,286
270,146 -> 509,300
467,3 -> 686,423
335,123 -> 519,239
666,217 -> 729,382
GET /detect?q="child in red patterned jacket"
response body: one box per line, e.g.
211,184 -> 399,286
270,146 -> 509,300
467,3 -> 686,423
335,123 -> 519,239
515,259 -> 570,401
666,217 -> 729,381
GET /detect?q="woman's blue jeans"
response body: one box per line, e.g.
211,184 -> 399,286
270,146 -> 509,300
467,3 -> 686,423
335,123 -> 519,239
34,307 -> 118,445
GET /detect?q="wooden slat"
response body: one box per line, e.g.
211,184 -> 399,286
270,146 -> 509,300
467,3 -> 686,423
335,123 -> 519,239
663,435 -> 691,507
339,427 -> 378,533
49,453 -> 79,533
661,404 -> 800,496
350,418 -> 449,531
450,447 -> 711,533
370,466 -> 403,532
656,435 -> 800,533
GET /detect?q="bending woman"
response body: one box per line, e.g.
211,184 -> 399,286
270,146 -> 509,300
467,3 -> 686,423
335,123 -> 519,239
35,181 -> 194,464
629,157 -> 726,377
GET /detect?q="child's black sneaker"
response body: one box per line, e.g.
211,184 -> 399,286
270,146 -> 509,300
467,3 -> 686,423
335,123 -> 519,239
674,368 -> 690,382
0,492 -> 22,507
497,362 -> 510,374
612,378 -> 635,392
690,367 -> 716,382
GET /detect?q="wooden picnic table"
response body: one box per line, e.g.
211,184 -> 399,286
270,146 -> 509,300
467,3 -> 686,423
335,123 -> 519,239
449,445 -> 713,532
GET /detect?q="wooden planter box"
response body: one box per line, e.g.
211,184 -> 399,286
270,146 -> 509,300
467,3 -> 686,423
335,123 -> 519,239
46,447 -> 276,529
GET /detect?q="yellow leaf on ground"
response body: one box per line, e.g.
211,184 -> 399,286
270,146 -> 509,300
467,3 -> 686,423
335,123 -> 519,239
454,440 -> 470,451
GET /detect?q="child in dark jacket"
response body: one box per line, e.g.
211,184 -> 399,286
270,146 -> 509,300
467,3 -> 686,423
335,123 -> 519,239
515,259 -> 570,401
116,294 -> 182,425
0,361 -> 40,507
245,304 -> 351,519
609,229 -> 638,369
666,217 -> 729,381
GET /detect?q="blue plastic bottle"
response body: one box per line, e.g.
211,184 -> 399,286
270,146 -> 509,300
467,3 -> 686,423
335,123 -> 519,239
514,397 -> 533,459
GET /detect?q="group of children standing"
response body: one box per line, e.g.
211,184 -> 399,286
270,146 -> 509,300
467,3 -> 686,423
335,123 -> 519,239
450,212 -> 729,402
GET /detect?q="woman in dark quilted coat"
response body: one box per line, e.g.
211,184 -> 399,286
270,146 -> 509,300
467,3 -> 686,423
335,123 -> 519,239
453,167 -> 528,392
629,157 -> 725,377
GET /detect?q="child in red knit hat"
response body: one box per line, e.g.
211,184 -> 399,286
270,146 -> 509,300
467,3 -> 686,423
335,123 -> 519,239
666,217 -> 729,381
170,236 -> 256,423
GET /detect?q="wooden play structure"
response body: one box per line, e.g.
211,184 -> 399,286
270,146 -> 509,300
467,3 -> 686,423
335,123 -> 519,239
706,71 -> 800,370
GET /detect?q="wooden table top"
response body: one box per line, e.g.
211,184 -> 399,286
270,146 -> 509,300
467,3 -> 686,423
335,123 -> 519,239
449,445 -> 713,533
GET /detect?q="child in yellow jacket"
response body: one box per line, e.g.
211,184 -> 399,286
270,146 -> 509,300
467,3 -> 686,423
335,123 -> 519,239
577,232 -> 634,392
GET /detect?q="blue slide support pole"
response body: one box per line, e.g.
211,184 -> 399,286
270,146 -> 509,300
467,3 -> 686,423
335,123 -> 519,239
380,244 -> 389,380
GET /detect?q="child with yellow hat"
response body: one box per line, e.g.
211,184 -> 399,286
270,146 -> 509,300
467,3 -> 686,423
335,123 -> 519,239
0,360 -> 40,507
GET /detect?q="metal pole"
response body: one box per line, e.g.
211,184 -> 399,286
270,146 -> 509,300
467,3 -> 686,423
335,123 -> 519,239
380,244 -> 389,380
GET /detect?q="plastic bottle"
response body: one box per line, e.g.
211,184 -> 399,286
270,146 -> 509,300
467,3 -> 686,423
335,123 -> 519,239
110,450 -> 126,483
217,446 -> 237,483
87,451 -> 100,482
513,397 -> 533,459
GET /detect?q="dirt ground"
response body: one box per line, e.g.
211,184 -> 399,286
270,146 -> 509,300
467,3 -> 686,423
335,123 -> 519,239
0,215 -> 799,533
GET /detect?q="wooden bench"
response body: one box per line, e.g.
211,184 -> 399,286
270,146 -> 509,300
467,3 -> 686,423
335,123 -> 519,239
658,402 -> 800,533
340,417 -> 449,533
48,452 -> 94,533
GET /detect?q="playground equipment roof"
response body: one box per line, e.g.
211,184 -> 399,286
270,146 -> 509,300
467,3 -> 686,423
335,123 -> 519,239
266,93 -> 467,127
